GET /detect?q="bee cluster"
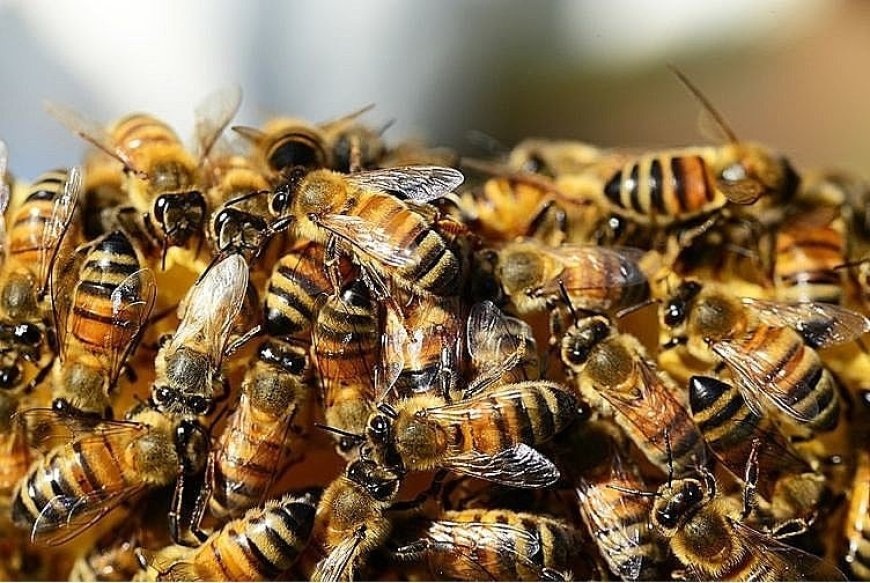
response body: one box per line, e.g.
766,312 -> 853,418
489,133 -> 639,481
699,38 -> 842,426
0,73 -> 868,582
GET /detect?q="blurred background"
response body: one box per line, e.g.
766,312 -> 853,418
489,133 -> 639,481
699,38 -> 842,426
0,0 -> 868,178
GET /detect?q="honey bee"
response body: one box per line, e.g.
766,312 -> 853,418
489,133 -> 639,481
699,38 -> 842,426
151,253 -> 249,419
844,450 -> 870,580
496,239 -> 650,320
559,312 -> 706,475
309,459 -> 402,582
392,509 -> 579,581
688,375 -> 825,525
268,165 -> 465,297
601,69 -> 800,230
49,230 -> 156,417
507,138 -> 612,177
10,405 -> 207,546
364,379 -> 579,488
312,279 -> 380,457
196,339 -> 313,524
464,300 -> 540,387
648,472 -> 845,580
46,87 -> 242,266
138,492 -> 317,581
319,110 -> 388,173
662,281 -> 869,433
264,240 -> 352,340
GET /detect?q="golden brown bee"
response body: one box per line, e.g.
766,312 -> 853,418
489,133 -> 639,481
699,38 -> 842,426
312,279 -> 380,457
10,405 -> 207,546
309,459 -> 402,582
662,281 -> 869,433
602,70 -> 799,230
392,508 -> 579,581
233,117 -> 330,175
844,450 -> 870,580
319,111 -> 388,173
46,87 -> 242,264
560,313 -> 706,475
365,380 -> 578,488
264,239 -> 352,340
575,436 -> 667,581
496,239 -> 649,318
139,492 -> 316,581
649,473 -> 845,580
507,138 -> 612,177
197,339 -> 313,523
269,165 -> 465,297
464,300 -> 540,387
151,254 -> 248,420
49,230 -> 156,417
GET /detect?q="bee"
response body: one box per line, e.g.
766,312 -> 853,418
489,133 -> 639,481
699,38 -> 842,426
196,339 -> 313,523
138,492 -> 317,581
81,150 -> 128,240
648,472 -> 845,580
319,109 -> 388,173
309,459 -> 402,582
464,300 -> 540,387
268,165 -> 465,297
392,509 -> 579,581
46,86 -> 242,265
559,311 -> 706,475
772,206 -> 848,304
662,281 -> 869,433
496,239 -> 649,321
151,253 -> 249,420
312,279 -> 380,457
844,450 -> 870,580
0,391 -> 32,511
507,138 -> 614,177
264,239 -> 352,340
364,379 -> 579,488
601,69 -> 800,230
10,405 -> 207,546
688,375 -> 825,525
575,434 -> 667,581
49,230 -> 156,417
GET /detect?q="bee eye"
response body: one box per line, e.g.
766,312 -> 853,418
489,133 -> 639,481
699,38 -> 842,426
722,162 -> 747,182
154,195 -> 170,225
369,415 -> 389,439
187,396 -> 209,415
153,386 -> 173,405
371,481 -> 396,501
284,355 -> 306,375
270,188 -> 290,215
567,343 -> 590,365
14,323 -> 41,346
655,507 -> 679,530
664,300 -> 686,327
338,437 -> 358,453
0,366 -> 19,388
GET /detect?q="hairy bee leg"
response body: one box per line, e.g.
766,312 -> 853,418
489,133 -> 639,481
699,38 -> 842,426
224,324 -> 262,357
323,235 -> 345,294
188,454 -> 216,543
390,469 -> 449,511
741,438 -> 762,520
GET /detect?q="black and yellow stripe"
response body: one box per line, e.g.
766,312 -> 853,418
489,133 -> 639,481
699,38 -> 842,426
265,243 -> 333,338
8,169 -> 71,268
774,218 -> 846,304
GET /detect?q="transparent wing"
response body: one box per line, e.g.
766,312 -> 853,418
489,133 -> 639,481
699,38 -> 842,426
345,166 -> 464,201
464,301 -> 535,397
741,297 -> 870,349
312,529 -> 365,582
194,85 -> 242,161
171,254 -> 248,366
14,408 -> 146,454
713,339 -> 821,425
31,485 -> 146,546
536,244 -> 648,294
104,268 -> 158,387
51,240 -> 93,362
377,302 -> 406,401
441,443 -> 560,488
317,213 -> 418,268
0,139 -> 9,262
37,166 -> 82,295
44,101 -> 146,178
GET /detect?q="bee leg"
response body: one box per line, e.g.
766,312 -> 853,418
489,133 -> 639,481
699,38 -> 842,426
225,324 -> 263,357
766,517 -> 811,540
323,235 -> 346,294
23,359 -> 53,394
741,438 -> 762,520
671,568 -> 690,581
188,455 -> 215,543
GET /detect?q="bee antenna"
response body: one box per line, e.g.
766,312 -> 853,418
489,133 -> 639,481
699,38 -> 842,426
558,280 -> 579,323
378,402 -> 399,420
313,423 -> 364,442
606,484 -> 657,498
664,428 -> 674,488
378,119 -> 396,137
160,236 -> 169,271
668,64 -> 739,145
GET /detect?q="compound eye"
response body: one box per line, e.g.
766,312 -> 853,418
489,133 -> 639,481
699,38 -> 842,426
14,323 -> 41,346
284,355 -> 306,375
567,343 -> 589,365
153,386 -> 173,405
153,195 -> 170,225
371,481 -> 396,501
369,415 -> 389,438
655,507 -> 679,530
664,301 -> 685,327
0,366 -> 20,388
338,436 -> 358,454
187,396 -> 210,415
270,188 -> 290,215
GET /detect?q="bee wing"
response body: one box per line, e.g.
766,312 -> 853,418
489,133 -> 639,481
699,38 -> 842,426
317,213 -> 418,268
0,140 -> 9,262
378,302 -> 406,401
312,528 -> 366,582
463,301 -> 534,397
440,443 -> 560,488
104,268 -> 158,387
194,85 -> 243,162
713,339 -> 821,425
536,245 -> 648,294
717,178 -> 765,205
31,484 -> 147,546
411,520 -> 544,581
725,519 -> 847,581
14,408 -> 147,454
345,166 -> 464,202
37,166 -> 82,296
741,297 -> 870,349
171,254 -> 248,366
43,102 -> 147,179
50,240 -> 93,363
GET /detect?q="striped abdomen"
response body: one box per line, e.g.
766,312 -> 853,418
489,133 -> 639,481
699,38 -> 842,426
265,243 -> 334,338
425,509 -> 576,580
349,192 -> 461,297
603,152 -> 723,225
8,169 -> 71,269
774,219 -> 846,304
738,324 -> 839,431
439,382 -> 577,455
260,119 -> 328,172
558,252 -> 650,313
69,231 -> 142,351
110,114 -> 195,195
170,494 -> 316,581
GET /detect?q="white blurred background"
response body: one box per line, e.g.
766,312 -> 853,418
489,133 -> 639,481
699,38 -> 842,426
0,0 -> 868,178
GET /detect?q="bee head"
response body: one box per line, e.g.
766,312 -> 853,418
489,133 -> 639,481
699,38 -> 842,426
153,191 -> 206,246
346,459 -> 401,502
212,206 -> 268,254
151,385 -> 211,417
651,478 -> 707,536
663,280 -> 702,328
561,316 -> 611,368
498,243 -> 545,295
